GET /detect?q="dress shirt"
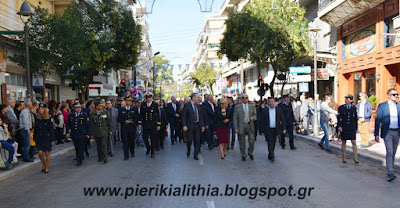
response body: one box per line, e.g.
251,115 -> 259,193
359,101 -> 365,118
268,106 -> 276,128
389,101 -> 398,129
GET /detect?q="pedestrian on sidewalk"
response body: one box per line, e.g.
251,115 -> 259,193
356,92 -> 372,148
19,101 -> 33,162
0,117 -> 15,169
338,95 -> 359,164
318,96 -> 338,152
374,88 -> 400,181
34,104 -> 55,173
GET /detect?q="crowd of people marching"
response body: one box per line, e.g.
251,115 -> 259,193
0,89 -> 398,181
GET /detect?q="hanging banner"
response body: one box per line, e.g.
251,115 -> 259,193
219,63 -> 223,69
154,64 -> 158,69
195,64 -> 198,69
146,65 -> 150,70
211,63 -> 214,69
162,64 -> 166,71
0,48 -> 6,72
202,63 -> 206,70
178,64 -> 182,70
170,65 -> 174,70
32,73 -> 44,88
342,25 -> 376,60
186,64 -> 190,69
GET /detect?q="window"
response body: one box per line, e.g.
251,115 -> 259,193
384,13 -> 399,48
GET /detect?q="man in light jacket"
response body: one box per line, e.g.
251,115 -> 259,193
6,99 -> 18,136
356,92 -> 373,148
318,96 -> 338,152
19,101 -> 33,162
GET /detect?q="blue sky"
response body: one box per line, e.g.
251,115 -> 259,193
147,0 -> 225,79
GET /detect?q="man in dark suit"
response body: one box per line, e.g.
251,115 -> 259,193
138,92 -> 161,158
182,93 -> 205,160
374,88 -> 400,181
155,99 -> 168,150
166,96 -> 180,144
278,95 -> 297,150
259,97 -> 286,162
117,99 -> 139,160
202,94 -> 216,150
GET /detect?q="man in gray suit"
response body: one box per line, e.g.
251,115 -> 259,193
106,101 -> 119,157
233,94 -> 257,161
300,94 -> 309,135
6,99 -> 18,136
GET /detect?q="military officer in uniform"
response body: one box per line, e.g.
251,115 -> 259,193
89,101 -> 112,164
66,103 -> 90,166
338,94 -> 359,163
118,98 -> 139,160
138,92 -> 161,158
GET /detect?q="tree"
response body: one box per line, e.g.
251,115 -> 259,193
219,0 -> 311,97
10,0 -> 142,100
152,55 -> 173,99
191,63 -> 218,95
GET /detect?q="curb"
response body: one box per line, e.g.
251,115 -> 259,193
0,145 -> 75,182
294,134 -> 400,171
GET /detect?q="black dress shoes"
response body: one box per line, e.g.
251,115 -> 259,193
291,147 -> 297,150
318,143 -> 325,150
23,159 -> 34,162
124,157 -> 129,161
151,154 -> 155,158
242,157 -> 246,161
146,149 -> 150,155
248,154 -> 254,160
77,162 -> 82,166
103,158 -> 107,164
85,151 -> 90,157
194,156 -> 199,160
187,150 -> 190,158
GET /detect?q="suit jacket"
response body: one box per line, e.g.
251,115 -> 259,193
215,107 -> 232,129
106,107 -> 119,133
259,106 -> 286,134
158,108 -> 168,131
233,103 -> 256,134
356,101 -> 373,122
337,104 -> 358,133
202,101 -> 216,127
374,101 -> 400,138
278,102 -> 295,127
166,102 -> 180,125
138,101 -> 161,130
182,102 -> 204,130
6,106 -> 19,132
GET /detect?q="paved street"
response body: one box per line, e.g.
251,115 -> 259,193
0,136 -> 399,208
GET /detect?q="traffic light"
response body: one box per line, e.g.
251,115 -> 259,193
257,75 -> 262,87
119,79 -> 126,97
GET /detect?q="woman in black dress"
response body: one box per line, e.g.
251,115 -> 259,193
34,104 -> 55,173
337,95 -> 359,164
215,98 -> 232,159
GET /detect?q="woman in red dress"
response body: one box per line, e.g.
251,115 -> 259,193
215,98 -> 232,159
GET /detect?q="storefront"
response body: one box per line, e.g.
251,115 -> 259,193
337,0 -> 400,104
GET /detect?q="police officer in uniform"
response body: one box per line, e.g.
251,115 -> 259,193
138,92 -> 161,158
338,94 -> 359,163
89,101 -> 112,163
118,98 -> 139,160
66,103 -> 90,166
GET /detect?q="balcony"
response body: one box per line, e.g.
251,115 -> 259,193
220,0 -> 235,16
318,0 -> 385,28
136,18 -> 149,32
0,3 -> 24,31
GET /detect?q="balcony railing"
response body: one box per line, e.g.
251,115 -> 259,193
0,4 -> 24,31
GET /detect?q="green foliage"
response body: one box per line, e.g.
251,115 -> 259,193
219,0 -> 311,97
368,95 -> 379,106
191,63 -> 218,95
153,55 -> 173,82
9,0 -> 141,98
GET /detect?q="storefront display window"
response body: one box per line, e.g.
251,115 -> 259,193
364,71 -> 376,97
354,73 -> 362,102
384,13 -> 399,48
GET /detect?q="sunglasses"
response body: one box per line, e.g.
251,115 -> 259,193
391,94 -> 399,97
243,97 -> 248,99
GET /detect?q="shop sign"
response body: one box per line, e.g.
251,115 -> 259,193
343,25 -> 376,60
289,66 -> 311,74
310,68 -> 329,80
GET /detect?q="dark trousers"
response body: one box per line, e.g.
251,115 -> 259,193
281,125 -> 294,148
187,123 -> 201,157
121,124 -> 136,158
205,125 -> 214,147
15,130 -> 23,154
55,128 -> 64,144
95,136 -> 108,161
157,129 -> 165,149
170,122 -> 179,143
72,136 -> 85,163
265,128 -> 277,159
143,128 -> 157,155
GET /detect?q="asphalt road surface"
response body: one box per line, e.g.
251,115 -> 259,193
0,136 -> 399,208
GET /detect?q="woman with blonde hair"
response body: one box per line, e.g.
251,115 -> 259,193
34,104 -> 55,173
215,98 -> 232,159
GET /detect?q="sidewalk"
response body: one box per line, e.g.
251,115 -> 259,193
0,141 -> 76,182
294,132 -> 400,170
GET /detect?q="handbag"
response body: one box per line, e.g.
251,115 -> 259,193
30,132 -> 36,146
213,133 -> 219,147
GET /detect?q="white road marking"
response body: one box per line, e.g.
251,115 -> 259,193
206,201 -> 215,208
199,154 -> 204,166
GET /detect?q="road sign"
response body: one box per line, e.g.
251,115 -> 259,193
299,83 -> 309,92
257,88 -> 265,96
32,74 -> 43,88
311,68 -> 329,80
289,66 -> 311,74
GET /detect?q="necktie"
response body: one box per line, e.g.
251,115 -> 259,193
245,104 -> 249,123
194,104 -> 198,122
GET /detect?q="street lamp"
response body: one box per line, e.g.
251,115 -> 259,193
17,1 -> 33,101
309,23 -> 321,136
151,52 -> 161,95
